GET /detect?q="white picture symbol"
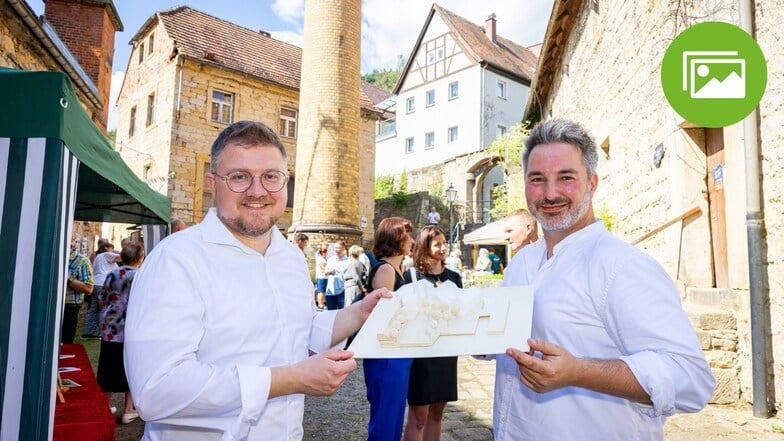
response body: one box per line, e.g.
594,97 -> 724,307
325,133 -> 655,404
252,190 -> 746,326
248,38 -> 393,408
682,51 -> 745,99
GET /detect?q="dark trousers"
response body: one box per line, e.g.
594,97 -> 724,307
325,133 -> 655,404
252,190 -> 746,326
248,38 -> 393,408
326,294 -> 345,310
61,303 -> 81,344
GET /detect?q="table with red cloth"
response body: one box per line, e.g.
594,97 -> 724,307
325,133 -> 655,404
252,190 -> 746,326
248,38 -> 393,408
54,343 -> 116,441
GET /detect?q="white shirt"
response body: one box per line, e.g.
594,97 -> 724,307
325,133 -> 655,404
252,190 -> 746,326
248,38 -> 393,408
493,221 -> 715,441
92,251 -> 119,286
427,211 -> 440,224
125,209 -> 339,441
314,253 -> 327,279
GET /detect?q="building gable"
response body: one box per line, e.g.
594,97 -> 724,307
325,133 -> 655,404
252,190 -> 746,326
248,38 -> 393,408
395,4 -> 537,94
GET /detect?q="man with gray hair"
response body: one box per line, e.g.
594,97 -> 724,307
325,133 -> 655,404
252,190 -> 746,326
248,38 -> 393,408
492,118 -> 715,440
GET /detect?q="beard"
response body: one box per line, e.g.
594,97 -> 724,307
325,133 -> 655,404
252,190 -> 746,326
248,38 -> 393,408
530,188 -> 593,232
217,197 -> 280,237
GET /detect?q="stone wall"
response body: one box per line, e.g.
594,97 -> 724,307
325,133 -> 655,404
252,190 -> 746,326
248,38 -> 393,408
538,0 -> 784,407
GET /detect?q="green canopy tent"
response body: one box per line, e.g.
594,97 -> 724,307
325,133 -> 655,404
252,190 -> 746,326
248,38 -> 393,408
0,68 -> 170,440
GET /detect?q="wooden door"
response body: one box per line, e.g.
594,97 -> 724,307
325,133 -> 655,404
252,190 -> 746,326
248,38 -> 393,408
706,128 -> 729,288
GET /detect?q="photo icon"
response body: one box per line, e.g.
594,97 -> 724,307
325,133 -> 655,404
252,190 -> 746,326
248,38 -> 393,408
661,22 -> 767,128
683,51 -> 745,99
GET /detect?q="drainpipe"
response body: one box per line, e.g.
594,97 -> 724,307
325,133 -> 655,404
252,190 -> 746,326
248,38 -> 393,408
176,56 -> 185,118
738,0 -> 774,418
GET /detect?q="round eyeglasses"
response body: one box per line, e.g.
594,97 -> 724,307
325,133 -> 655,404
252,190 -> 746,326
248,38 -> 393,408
213,170 -> 289,193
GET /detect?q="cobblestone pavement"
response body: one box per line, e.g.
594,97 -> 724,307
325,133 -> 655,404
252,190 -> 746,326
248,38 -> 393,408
110,352 -> 784,440
303,356 -> 784,441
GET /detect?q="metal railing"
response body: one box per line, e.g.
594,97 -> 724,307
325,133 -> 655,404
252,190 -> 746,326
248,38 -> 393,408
631,206 -> 702,245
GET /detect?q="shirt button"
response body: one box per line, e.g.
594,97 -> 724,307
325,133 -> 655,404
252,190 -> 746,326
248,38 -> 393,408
506,376 -> 513,383
501,417 -> 507,423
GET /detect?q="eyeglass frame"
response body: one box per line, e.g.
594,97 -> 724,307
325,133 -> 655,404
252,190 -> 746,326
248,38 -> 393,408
211,169 -> 289,193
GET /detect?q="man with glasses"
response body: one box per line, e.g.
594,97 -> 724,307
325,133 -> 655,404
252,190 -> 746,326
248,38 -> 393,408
125,120 -> 391,440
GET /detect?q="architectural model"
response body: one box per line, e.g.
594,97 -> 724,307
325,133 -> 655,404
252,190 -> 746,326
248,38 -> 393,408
376,280 -> 510,348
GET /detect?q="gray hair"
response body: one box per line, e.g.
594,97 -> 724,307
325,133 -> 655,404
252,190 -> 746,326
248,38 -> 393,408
523,119 -> 598,178
210,121 -> 288,172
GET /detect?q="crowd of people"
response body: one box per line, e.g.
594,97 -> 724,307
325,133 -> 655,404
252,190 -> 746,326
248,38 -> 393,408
61,118 -> 714,440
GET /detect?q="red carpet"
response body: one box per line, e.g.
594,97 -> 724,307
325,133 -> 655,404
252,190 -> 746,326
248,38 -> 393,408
54,343 -> 116,441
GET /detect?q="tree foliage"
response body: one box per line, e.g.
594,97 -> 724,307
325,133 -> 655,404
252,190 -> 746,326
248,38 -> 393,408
485,123 -> 530,219
107,129 -> 116,148
361,56 -> 405,92
374,175 -> 395,199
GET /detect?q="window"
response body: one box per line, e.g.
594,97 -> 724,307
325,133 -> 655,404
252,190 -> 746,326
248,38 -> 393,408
448,81 -> 459,100
129,106 -> 136,137
138,42 -> 145,64
211,90 -> 234,124
405,137 -> 414,153
425,132 -> 435,149
497,125 -> 507,136
427,46 -> 445,64
448,126 -> 458,143
426,89 -> 435,107
279,108 -> 298,138
497,80 -> 507,99
406,97 -> 415,114
148,33 -> 155,54
377,119 -> 396,139
146,93 -> 155,126
143,164 -> 151,180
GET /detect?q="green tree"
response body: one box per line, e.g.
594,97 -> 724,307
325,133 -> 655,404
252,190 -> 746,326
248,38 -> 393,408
106,129 -> 116,148
485,123 -> 529,219
398,170 -> 408,193
374,175 -> 395,199
361,56 -> 405,92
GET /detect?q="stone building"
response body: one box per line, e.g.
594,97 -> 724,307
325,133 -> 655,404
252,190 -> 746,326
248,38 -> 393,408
0,0 -> 123,249
375,4 -> 538,227
525,0 -> 783,411
114,6 -> 387,247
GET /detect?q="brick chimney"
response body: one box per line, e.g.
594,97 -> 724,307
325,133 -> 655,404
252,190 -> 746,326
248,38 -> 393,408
44,0 -> 123,133
485,13 -> 497,44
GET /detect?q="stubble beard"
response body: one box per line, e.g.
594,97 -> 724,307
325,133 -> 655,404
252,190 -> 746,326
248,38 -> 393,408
218,197 -> 280,238
530,188 -> 593,232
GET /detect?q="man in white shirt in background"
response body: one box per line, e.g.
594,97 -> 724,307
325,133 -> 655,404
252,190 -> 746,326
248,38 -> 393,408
427,206 -> 440,225
125,121 -> 390,441
502,208 -> 538,254
493,118 -> 715,440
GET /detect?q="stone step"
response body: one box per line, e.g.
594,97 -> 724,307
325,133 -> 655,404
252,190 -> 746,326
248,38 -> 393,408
684,287 -> 738,308
682,301 -> 737,332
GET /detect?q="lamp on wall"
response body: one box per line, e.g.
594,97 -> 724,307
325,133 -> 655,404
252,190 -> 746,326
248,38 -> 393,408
445,183 -> 458,247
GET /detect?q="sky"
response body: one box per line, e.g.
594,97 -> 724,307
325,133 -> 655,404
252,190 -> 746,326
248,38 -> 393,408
29,0 -> 554,130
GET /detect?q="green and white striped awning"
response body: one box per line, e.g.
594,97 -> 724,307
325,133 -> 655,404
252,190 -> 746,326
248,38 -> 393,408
0,68 -> 170,440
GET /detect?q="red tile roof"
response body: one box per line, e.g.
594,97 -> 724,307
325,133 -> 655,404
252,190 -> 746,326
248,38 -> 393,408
435,4 -> 538,83
142,6 -> 383,113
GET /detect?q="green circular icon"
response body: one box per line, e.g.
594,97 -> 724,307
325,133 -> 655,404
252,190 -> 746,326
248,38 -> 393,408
661,21 -> 767,128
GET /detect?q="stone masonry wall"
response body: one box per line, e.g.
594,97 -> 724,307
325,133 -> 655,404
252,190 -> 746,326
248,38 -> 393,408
0,5 -> 101,126
44,0 -> 117,131
541,0 -> 784,407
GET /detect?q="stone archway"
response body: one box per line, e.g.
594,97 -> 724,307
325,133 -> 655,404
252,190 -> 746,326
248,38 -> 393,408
465,157 -> 503,224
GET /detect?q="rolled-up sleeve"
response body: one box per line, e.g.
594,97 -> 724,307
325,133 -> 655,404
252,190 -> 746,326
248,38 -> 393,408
603,253 -> 716,416
309,310 -> 339,352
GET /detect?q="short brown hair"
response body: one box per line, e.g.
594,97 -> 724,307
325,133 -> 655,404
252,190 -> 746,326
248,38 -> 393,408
373,217 -> 413,259
210,121 -> 288,172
